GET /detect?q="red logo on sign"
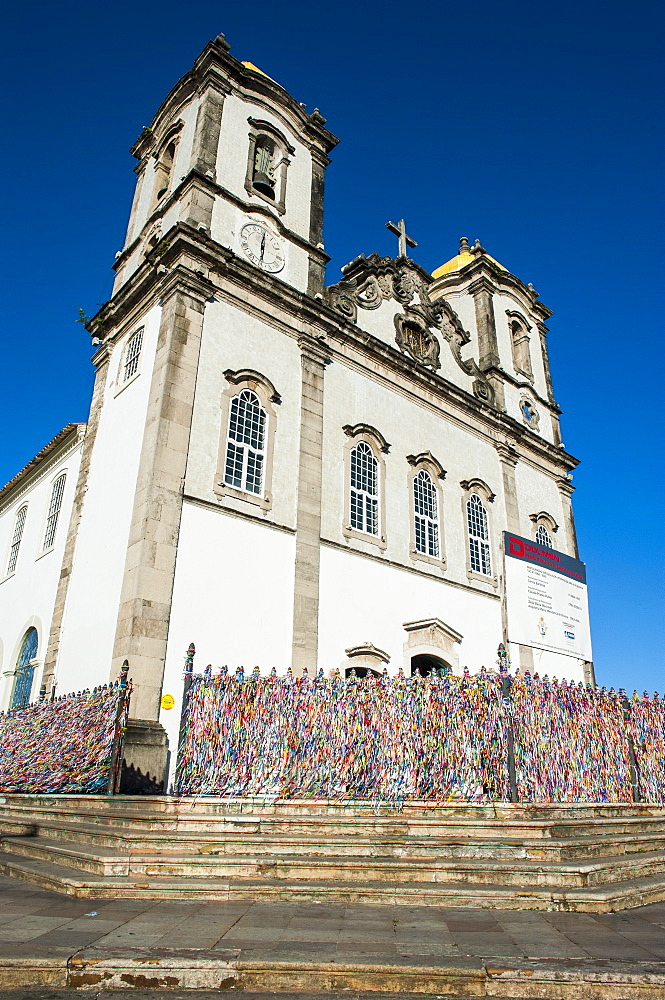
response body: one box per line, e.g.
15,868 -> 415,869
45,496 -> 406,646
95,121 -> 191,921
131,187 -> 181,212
509,537 -> 524,557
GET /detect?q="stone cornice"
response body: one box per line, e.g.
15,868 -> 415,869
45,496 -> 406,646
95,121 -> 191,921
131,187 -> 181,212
432,256 -> 553,323
88,224 -> 579,478
482,364 -> 561,414
0,424 -> 86,512
113,170 -> 330,272
129,36 -> 338,163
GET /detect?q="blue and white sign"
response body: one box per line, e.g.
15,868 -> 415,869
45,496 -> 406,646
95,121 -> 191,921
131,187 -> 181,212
504,532 -> 592,660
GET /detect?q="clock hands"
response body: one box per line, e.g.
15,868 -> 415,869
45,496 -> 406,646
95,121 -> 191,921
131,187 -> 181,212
259,230 -> 266,262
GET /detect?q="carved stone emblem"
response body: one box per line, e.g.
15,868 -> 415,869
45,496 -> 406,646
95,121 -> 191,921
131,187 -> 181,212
394,312 -> 441,370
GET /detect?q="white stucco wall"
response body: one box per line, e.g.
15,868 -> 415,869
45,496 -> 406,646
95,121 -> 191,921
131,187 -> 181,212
0,435 -> 83,708
318,544 -> 502,676
185,297 -> 302,528
55,306 -> 161,694
159,501 -> 296,760
320,357 -> 505,589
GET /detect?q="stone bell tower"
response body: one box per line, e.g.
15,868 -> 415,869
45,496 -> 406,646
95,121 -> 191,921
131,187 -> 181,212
42,35 -> 339,785
113,34 -> 337,297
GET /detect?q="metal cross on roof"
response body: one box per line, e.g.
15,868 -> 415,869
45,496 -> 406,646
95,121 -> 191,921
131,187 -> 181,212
386,219 -> 417,259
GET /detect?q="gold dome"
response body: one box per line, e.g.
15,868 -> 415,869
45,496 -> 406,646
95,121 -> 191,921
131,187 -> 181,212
432,239 -> 507,279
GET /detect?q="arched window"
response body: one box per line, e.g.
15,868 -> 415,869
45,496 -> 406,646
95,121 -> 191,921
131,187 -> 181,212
252,137 -> 276,199
509,314 -> 533,380
245,118 -> 293,215
413,470 -> 439,558
43,474 -> 66,551
467,493 -> 492,576
123,328 -> 143,382
224,390 -> 267,496
155,140 -> 176,202
11,627 -> 38,709
350,441 -> 379,535
535,524 -> 553,548
6,505 -> 27,576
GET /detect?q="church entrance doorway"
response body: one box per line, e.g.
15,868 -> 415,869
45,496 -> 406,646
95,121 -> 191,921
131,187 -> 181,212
11,627 -> 39,709
410,653 -> 452,677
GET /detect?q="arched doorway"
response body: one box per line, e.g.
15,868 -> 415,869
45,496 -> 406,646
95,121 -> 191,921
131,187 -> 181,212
11,628 -> 38,709
344,666 -> 382,679
410,653 -> 452,678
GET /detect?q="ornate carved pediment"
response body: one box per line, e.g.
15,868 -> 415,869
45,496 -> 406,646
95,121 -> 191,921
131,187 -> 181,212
325,253 -> 495,402
326,253 -> 430,323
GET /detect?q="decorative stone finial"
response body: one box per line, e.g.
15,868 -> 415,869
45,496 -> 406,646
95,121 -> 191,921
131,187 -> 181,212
472,239 -> 486,255
459,237 -> 470,253
215,33 -> 231,51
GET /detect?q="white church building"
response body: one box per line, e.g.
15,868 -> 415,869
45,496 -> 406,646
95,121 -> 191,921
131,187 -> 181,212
0,34 -> 593,786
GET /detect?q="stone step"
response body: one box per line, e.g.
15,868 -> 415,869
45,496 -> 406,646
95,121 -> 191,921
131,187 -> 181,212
2,850 -> 665,913
2,797 -> 665,842
4,835 -> 665,889
8,816 -> 665,864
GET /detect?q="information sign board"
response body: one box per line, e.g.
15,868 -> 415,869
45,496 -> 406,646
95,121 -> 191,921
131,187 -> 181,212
504,532 -> 592,660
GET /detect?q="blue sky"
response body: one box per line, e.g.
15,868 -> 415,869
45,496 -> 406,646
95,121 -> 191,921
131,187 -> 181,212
1,0 -> 662,691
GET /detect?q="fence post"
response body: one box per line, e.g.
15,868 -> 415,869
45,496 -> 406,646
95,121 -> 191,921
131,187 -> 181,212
620,689 -> 641,803
174,642 -> 196,794
498,644 -> 519,803
108,659 -> 131,794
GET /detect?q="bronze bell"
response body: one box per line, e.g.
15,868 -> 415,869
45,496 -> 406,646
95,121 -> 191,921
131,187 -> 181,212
253,172 -> 275,198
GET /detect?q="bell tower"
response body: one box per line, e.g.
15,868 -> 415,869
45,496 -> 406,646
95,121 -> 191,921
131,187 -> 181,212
113,34 -> 338,297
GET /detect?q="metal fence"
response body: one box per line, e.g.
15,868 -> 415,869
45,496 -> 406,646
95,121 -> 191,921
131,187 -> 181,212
175,649 -> 664,804
0,665 -> 131,794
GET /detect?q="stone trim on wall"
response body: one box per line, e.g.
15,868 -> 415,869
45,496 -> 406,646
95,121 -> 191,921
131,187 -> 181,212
111,278 -> 209,721
406,452 -> 447,570
291,336 -> 329,675
213,369 -> 281,515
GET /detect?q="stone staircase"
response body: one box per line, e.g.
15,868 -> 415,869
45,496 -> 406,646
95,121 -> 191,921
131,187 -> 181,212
1,794 -> 664,912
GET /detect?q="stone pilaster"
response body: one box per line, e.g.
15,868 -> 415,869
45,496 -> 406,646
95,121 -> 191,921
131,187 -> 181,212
496,441 -> 533,671
470,276 -> 500,371
537,321 -> 556,404
556,475 -> 579,558
111,275 -> 208,720
307,150 -> 328,297
291,336 -> 328,675
42,363 -> 109,695
182,81 -> 229,232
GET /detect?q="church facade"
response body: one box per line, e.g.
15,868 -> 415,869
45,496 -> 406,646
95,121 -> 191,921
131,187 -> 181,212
0,35 -> 592,778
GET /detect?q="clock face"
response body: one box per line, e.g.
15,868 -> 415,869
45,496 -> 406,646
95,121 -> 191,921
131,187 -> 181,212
239,223 -> 285,273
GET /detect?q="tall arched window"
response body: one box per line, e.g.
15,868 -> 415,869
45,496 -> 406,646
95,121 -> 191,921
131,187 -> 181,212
43,474 -> 66,551
155,140 -> 176,202
467,493 -> 492,575
535,524 -> 553,548
123,328 -> 143,382
413,470 -> 439,558
350,441 -> 378,535
6,505 -> 27,575
11,627 -> 38,709
224,390 -> 267,496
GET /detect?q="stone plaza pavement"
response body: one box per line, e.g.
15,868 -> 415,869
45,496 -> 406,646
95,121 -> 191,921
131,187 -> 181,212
0,876 -> 664,997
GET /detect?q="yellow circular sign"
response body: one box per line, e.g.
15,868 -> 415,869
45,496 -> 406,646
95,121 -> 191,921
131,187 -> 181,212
161,694 -> 175,710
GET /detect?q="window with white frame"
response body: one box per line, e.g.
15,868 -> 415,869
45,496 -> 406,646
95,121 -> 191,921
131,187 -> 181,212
224,389 -> 267,495
535,523 -> 553,548
467,492 -> 492,575
350,441 -> 379,535
413,469 -> 439,558
6,505 -> 27,575
43,474 -> 66,551
123,328 -> 143,382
